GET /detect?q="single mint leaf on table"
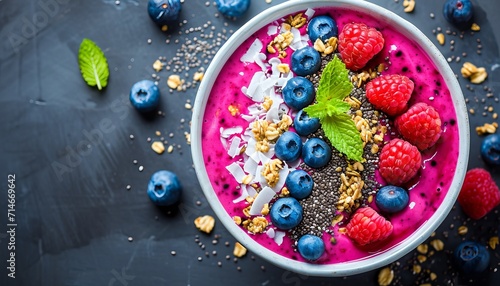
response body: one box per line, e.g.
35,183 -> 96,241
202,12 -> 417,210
302,55 -> 364,162
78,38 -> 109,90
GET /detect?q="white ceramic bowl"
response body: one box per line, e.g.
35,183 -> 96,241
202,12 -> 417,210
191,0 -> 469,276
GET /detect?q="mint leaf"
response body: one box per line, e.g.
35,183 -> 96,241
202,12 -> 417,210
316,55 -> 352,101
78,38 -> 109,90
303,55 -> 364,161
322,113 -> 364,162
304,98 -> 350,119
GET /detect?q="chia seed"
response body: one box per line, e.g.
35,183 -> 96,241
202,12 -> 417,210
290,56 -> 383,241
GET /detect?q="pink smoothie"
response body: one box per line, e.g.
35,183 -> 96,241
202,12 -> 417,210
201,7 -> 459,264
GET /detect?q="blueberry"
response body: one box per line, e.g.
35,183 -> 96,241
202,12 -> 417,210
147,0 -> 182,26
275,131 -> 303,162
302,138 -> 332,169
307,15 -> 338,42
214,0 -> 250,18
282,77 -> 316,111
375,185 -> 409,213
270,197 -> 303,230
285,170 -> 314,199
297,234 -> 325,261
129,80 -> 161,113
443,0 -> 473,28
291,46 -> 321,76
454,241 -> 490,274
147,170 -> 182,206
294,109 -> 320,136
481,134 -> 500,165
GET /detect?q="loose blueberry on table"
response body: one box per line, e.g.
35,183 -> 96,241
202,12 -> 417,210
454,241 -> 490,274
129,80 -> 161,112
480,134 -> 500,165
214,0 -> 250,18
147,0 -> 182,26
443,0 -> 474,29
147,170 -> 182,206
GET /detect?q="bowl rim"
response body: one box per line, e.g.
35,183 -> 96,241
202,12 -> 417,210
191,0 -> 469,277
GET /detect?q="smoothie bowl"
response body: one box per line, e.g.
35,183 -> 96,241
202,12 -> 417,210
191,0 -> 469,276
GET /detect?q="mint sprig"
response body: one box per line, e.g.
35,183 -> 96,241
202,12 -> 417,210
303,56 -> 364,162
78,38 -> 109,90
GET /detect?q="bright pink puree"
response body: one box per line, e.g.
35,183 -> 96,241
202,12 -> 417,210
201,7 -> 459,264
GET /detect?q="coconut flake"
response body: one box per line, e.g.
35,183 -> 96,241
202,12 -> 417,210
227,136 -> 242,158
241,38 -> 263,63
267,25 -> 278,36
249,186 -> 276,215
232,185 -> 249,203
266,228 -> 276,239
243,156 -> 258,174
221,126 -> 243,138
270,163 -> 289,192
243,71 -> 266,102
226,162 -> 246,184
305,8 -> 315,18
265,104 -> 281,122
255,53 -> 268,72
274,231 -> 286,246
246,185 -> 258,197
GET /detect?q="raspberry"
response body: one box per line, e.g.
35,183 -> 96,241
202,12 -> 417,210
395,102 -> 442,150
346,207 -> 393,246
379,139 -> 422,186
365,74 -> 414,117
338,22 -> 385,71
458,168 -> 500,220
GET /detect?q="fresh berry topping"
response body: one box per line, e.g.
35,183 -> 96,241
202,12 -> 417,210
307,15 -> 338,42
297,234 -> 325,261
285,169 -> 314,199
480,134 -> 500,165
346,207 -> 393,246
379,139 -> 421,186
338,22 -> 384,71
129,80 -> 161,113
443,0 -> 473,29
147,0 -> 182,26
294,109 -> 320,136
454,241 -> 490,274
302,138 -> 332,169
147,170 -> 182,206
291,46 -> 322,76
275,131 -> 303,162
375,185 -> 409,213
365,74 -> 414,117
270,197 -> 303,230
395,102 -> 442,150
458,168 -> 500,220
214,0 -> 251,18
282,76 -> 316,110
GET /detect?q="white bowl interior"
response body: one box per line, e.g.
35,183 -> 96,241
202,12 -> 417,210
191,0 -> 469,276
